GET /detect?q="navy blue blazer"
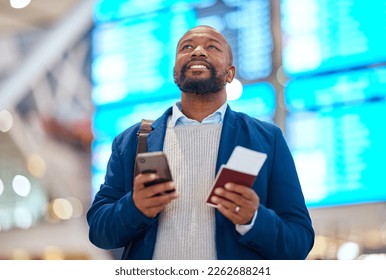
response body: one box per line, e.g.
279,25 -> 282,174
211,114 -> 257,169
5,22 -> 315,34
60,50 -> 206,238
87,106 -> 314,259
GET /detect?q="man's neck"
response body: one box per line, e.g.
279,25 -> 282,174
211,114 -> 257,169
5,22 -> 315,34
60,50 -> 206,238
180,91 -> 227,122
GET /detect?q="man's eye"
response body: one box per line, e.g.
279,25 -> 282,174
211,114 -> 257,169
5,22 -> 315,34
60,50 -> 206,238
208,45 -> 220,50
182,45 -> 192,50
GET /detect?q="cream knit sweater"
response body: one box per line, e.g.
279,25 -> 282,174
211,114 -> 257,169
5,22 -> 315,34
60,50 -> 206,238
152,120 -> 222,260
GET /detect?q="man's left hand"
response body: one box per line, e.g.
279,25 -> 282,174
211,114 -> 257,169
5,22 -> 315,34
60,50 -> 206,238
210,183 -> 259,225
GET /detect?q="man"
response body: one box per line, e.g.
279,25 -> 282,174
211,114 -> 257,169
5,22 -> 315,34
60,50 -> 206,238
87,25 -> 314,259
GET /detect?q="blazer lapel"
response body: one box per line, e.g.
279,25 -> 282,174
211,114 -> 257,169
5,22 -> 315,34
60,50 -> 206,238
215,106 -> 241,226
215,106 -> 241,173
146,107 -> 172,152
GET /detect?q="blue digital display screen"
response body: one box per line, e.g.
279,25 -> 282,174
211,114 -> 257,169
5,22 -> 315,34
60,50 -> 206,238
92,97 -> 179,140
287,100 -> 386,208
92,0 -> 274,108
93,0 -> 205,23
91,7 -> 196,106
228,82 -> 276,121
281,0 -> 386,77
285,67 -> 386,208
285,67 -> 386,112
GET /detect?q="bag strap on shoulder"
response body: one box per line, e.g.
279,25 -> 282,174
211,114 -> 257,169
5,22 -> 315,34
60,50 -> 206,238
134,119 -> 154,177
122,119 -> 154,260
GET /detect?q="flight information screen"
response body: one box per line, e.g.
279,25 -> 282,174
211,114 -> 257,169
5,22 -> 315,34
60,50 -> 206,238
285,67 -> 386,208
92,0 -> 274,107
281,0 -> 386,76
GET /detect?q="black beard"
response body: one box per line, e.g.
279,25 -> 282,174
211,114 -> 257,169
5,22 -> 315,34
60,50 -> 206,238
174,63 -> 226,95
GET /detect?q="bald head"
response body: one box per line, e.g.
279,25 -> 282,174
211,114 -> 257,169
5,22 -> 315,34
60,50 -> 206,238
177,25 -> 233,65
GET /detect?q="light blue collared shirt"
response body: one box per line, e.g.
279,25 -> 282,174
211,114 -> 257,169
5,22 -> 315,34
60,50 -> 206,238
170,101 -> 227,127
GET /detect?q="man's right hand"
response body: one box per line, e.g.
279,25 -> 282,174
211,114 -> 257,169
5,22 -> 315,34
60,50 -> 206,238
132,173 -> 179,218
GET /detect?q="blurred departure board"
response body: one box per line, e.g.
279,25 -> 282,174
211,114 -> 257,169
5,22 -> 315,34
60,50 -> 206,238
92,7 -> 196,106
195,0 -> 273,81
281,0 -> 386,76
285,67 -> 386,207
285,67 -> 386,111
287,100 -> 386,208
92,0 -> 273,107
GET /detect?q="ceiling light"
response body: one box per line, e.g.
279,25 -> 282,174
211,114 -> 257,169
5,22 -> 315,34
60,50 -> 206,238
12,175 -> 31,197
0,110 -> 13,132
27,154 -> 46,178
0,178 -> 4,196
226,78 -> 243,101
52,198 -> 73,220
10,0 -> 32,9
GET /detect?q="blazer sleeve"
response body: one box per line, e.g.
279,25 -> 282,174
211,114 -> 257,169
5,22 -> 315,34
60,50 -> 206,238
86,136 -> 157,249
238,127 -> 315,259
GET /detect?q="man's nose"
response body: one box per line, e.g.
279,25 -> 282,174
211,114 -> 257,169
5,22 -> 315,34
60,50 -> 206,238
191,45 -> 207,58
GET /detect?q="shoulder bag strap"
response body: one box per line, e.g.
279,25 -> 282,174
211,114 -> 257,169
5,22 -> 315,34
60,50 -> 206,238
133,119 -> 154,177
122,119 -> 154,260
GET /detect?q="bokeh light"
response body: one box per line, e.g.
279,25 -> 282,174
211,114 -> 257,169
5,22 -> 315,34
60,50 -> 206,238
12,175 -> 31,197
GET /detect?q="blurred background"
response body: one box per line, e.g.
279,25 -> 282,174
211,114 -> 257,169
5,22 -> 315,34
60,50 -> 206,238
0,0 -> 385,260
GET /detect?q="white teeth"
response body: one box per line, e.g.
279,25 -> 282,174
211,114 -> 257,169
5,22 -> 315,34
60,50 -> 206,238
190,65 -> 206,69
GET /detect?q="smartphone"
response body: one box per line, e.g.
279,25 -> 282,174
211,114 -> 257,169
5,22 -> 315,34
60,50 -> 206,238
136,151 -> 174,192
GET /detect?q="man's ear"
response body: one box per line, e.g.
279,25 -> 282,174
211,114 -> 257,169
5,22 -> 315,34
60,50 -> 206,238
226,65 -> 236,83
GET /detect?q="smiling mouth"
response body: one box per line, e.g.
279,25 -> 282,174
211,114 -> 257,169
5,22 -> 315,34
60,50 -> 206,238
190,64 -> 208,69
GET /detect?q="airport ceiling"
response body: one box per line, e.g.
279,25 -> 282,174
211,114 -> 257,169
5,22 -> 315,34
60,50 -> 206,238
0,0 -> 82,34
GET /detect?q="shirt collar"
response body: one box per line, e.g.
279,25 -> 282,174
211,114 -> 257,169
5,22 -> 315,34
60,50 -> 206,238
170,101 -> 227,127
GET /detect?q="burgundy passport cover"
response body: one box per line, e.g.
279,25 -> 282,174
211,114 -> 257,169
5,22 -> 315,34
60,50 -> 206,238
206,165 -> 257,207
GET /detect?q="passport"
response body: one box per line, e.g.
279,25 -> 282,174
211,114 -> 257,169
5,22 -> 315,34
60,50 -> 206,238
206,146 -> 267,207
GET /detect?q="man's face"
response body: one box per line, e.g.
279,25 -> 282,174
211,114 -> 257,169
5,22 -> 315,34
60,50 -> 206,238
174,27 -> 234,95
